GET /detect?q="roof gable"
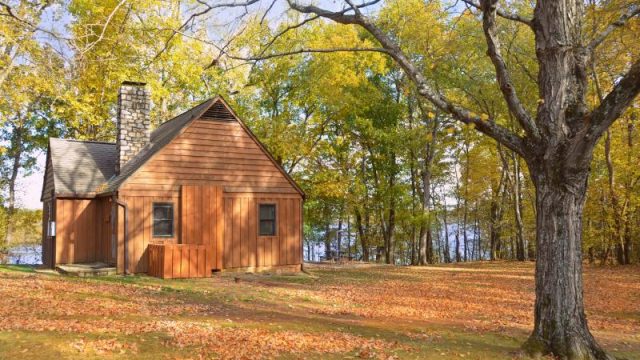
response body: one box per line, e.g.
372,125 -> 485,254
104,97 -> 305,198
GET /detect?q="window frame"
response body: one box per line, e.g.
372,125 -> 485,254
258,203 -> 277,237
152,202 -> 175,238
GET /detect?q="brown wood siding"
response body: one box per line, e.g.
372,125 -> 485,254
118,194 -> 179,274
120,120 -> 297,193
148,243 -> 211,279
42,155 -> 55,201
115,115 -> 302,274
41,199 -> 51,268
223,195 -> 301,269
180,185 -> 223,271
121,191 -> 301,273
54,198 -> 112,265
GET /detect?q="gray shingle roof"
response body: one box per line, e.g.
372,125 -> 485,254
48,138 -> 117,196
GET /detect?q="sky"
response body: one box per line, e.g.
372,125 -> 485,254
17,153 -> 45,209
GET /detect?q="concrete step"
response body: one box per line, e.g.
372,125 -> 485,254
56,262 -> 117,277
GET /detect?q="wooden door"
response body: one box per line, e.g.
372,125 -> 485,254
181,185 -> 224,270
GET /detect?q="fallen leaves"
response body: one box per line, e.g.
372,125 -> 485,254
0,262 -> 638,359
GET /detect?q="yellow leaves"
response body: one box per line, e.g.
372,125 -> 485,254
427,111 -> 436,119
480,113 -> 490,121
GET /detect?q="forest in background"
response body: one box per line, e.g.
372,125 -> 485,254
0,0 -> 638,266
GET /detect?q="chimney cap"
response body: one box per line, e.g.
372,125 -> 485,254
121,80 -> 147,87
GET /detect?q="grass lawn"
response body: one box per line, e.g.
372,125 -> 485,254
0,262 -> 638,359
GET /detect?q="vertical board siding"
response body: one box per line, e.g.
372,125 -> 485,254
54,198 -> 113,265
119,194 -> 178,274
224,198 -> 233,268
167,185 -> 224,275
214,193 -> 302,270
148,243 -> 211,279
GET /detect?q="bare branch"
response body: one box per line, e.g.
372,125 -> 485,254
287,0 -> 528,156
461,0 -> 532,27
154,0 -> 260,60
260,0 -> 277,25
588,4 -> 640,52
79,0 -> 128,54
226,46 -> 390,61
587,57 -> 640,141
480,0 -> 539,140
0,1 -> 71,42
254,14 -> 320,59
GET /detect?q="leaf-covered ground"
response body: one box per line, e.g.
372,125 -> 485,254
0,262 -> 638,359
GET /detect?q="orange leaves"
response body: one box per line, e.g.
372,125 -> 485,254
69,338 -> 138,356
0,262 -> 638,358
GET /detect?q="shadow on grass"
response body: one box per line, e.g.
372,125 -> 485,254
0,264 -> 36,273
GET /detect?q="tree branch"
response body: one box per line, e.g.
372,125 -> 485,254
588,4 -> 640,52
226,47 -> 390,61
79,0 -> 128,55
254,14 -> 320,59
461,0 -> 532,27
287,0 -> 528,156
480,0 -> 539,141
154,0 -> 260,60
587,57 -> 640,141
0,1 -> 70,42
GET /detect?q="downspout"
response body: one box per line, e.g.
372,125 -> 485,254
116,197 -> 129,275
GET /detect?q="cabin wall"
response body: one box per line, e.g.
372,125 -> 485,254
116,116 -> 303,274
119,191 -> 302,274
119,119 -> 298,195
222,194 -> 302,269
54,197 -> 113,265
42,155 -> 55,201
41,198 -> 53,268
117,194 -> 179,274
41,155 -> 56,267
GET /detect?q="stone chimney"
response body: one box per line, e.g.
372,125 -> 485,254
116,81 -> 150,174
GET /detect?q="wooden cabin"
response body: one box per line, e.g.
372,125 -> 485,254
41,81 -> 304,277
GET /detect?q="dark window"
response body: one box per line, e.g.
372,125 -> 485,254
259,204 -> 276,236
153,203 -> 174,237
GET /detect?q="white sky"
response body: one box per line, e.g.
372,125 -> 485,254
17,153 -> 46,210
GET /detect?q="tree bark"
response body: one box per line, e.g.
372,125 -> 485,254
489,167 -> 506,260
442,191 -> 451,263
355,209 -> 369,262
324,221 -> 331,260
512,153 -> 527,261
524,164 -> 612,359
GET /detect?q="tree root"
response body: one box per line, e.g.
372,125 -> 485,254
523,334 -> 618,360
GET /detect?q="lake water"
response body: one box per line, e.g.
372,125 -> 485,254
2,244 -> 42,265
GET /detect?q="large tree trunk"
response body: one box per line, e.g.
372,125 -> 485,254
524,167 -> 611,359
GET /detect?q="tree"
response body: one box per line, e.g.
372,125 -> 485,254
197,0 -> 639,358
0,1 -> 64,248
